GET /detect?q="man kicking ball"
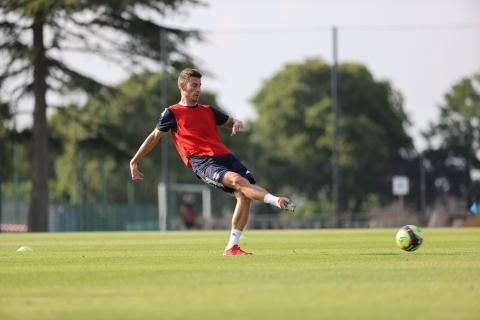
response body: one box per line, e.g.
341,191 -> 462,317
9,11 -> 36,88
130,68 -> 295,255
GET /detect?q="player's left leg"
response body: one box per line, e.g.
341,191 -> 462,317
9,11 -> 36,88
223,172 -> 266,201
223,172 -> 296,211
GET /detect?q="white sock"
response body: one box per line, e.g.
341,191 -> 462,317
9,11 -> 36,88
264,193 -> 280,208
225,229 -> 242,250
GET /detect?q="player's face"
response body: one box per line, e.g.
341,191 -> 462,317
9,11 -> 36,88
184,77 -> 201,103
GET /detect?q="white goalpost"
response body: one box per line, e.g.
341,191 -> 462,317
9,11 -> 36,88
158,182 -> 212,231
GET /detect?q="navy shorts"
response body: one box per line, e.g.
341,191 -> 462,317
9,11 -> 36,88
189,154 -> 256,193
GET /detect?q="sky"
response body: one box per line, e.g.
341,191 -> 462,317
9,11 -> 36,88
55,0 -> 480,149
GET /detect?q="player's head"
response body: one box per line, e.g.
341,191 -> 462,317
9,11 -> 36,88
178,68 -> 202,103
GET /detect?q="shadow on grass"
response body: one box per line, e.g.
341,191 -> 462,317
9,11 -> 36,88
359,253 -> 402,256
360,252 -> 479,256
413,252 -> 480,256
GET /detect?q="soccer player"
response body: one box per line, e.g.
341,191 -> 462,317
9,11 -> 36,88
130,68 -> 296,255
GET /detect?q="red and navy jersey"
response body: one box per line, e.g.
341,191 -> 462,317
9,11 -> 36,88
156,103 -> 231,167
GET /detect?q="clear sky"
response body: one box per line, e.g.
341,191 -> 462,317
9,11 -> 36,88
65,0 -> 480,149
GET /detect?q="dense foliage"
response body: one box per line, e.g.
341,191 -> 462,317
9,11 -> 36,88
252,58 -> 414,216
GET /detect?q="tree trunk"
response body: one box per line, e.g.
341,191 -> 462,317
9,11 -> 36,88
0,140 -> 3,232
28,10 -> 49,232
0,181 -> 3,233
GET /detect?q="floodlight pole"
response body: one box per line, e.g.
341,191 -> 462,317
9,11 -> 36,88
160,29 -> 170,230
420,152 -> 426,224
331,26 -> 341,228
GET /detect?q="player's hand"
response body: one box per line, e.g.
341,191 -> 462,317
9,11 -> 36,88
130,161 -> 144,181
231,120 -> 244,136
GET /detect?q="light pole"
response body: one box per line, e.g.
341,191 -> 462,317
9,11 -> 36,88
160,29 -> 170,230
331,26 -> 340,227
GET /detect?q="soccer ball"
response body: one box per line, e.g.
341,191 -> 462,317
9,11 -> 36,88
395,225 -> 424,251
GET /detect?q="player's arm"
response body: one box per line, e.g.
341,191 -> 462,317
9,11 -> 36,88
130,129 -> 167,181
221,117 -> 244,136
210,106 -> 243,136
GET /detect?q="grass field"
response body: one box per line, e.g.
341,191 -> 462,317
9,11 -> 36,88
0,228 -> 479,320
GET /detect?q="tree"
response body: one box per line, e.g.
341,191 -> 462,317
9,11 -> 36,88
0,0 -> 201,231
0,101 -> 13,228
252,58 -> 414,216
424,73 -> 480,205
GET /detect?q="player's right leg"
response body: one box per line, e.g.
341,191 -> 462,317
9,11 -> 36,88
224,191 -> 253,256
231,191 -> 251,230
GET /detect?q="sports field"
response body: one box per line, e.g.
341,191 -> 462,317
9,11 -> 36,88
0,229 -> 478,320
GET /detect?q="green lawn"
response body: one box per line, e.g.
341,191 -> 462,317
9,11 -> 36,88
0,229 -> 479,320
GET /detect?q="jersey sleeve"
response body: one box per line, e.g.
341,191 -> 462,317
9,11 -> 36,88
210,106 -> 229,126
156,108 -> 177,132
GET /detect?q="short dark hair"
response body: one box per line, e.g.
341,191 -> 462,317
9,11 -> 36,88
178,68 -> 202,87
